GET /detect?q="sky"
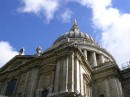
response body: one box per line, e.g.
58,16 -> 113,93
0,0 -> 130,69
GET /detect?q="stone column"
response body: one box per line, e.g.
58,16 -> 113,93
68,52 -> 74,92
99,55 -> 105,64
61,56 -> 68,92
91,52 -> 97,66
54,61 -> 60,93
83,50 -> 87,60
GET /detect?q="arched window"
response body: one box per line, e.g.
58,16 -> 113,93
5,79 -> 17,97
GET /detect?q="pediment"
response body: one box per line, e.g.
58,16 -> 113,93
0,57 -> 22,72
0,55 -> 35,72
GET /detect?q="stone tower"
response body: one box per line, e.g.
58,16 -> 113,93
0,20 -> 125,97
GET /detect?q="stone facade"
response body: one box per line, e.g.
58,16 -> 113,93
0,20 -> 129,97
121,68 -> 130,97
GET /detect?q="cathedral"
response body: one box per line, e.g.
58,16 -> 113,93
0,20 -> 130,97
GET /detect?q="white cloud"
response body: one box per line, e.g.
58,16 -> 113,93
0,41 -> 18,68
101,13 -> 130,68
60,9 -> 73,23
71,0 -> 130,68
19,0 -> 59,23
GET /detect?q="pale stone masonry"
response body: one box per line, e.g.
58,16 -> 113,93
0,20 -> 129,97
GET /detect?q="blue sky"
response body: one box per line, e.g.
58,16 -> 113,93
0,0 -> 130,68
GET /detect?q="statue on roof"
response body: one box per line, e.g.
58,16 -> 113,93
19,48 -> 25,55
36,46 -> 42,56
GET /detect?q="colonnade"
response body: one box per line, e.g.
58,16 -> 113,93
82,49 -> 105,66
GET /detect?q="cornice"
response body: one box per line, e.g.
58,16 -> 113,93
92,63 -> 120,80
45,40 -> 117,67
0,43 -> 77,80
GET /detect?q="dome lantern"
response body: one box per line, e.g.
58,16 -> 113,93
70,19 -> 80,32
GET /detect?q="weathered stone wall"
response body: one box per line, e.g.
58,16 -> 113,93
121,68 -> 130,97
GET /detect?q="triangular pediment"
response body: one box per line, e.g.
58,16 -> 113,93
0,55 -> 35,72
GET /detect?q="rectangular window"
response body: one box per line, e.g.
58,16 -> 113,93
5,79 -> 17,97
42,90 -> 48,97
99,94 -> 104,97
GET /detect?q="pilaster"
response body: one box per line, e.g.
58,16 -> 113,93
54,61 -> 60,93
74,58 -> 80,93
23,70 -> 31,97
115,78 -> 123,97
29,68 -> 39,97
110,76 -> 120,97
61,56 -> 68,92
105,78 -> 111,97
117,79 -> 123,97
80,64 -> 84,95
68,52 -> 74,92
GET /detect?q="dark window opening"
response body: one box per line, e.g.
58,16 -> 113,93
18,92 -> 22,97
5,79 -> 17,97
0,82 -> 2,93
99,94 -> 104,97
42,90 -> 48,97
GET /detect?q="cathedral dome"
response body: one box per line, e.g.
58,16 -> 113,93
53,19 -> 97,45
44,19 -> 116,69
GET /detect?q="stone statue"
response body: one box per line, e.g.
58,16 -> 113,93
19,48 -> 25,55
66,37 -> 70,42
36,46 -> 42,56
